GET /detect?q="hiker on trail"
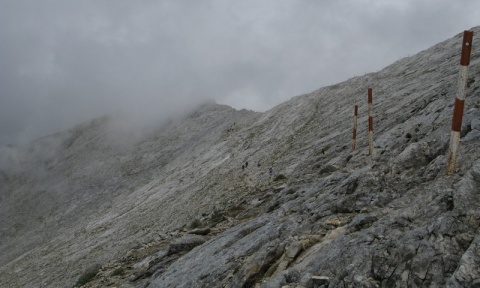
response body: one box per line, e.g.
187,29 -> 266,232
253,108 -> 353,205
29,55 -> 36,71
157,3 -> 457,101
245,161 -> 248,168
269,166 -> 273,176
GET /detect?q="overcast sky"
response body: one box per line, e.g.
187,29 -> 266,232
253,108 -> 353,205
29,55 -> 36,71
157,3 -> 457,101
1,0 -> 479,145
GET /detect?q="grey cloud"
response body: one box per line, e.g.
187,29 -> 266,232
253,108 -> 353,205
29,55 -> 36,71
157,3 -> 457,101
1,0 -> 479,145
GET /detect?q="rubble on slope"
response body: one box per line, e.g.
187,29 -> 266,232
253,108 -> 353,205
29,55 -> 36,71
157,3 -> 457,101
1,27 -> 480,287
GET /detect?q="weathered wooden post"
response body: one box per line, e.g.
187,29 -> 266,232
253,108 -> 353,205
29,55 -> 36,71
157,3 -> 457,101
368,88 -> 373,156
446,30 -> 473,175
352,105 -> 358,150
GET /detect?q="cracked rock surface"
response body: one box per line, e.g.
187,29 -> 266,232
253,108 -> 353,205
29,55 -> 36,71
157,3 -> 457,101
1,27 -> 480,287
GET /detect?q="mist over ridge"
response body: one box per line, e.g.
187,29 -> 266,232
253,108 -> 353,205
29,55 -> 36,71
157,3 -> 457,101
2,1 -> 480,145
1,26 -> 480,287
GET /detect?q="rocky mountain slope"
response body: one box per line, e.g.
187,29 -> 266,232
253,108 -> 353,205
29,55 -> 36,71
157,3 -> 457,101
1,27 -> 480,287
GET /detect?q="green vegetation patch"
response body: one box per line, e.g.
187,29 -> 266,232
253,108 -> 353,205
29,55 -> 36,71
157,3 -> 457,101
75,264 -> 102,287
321,145 -> 331,154
286,188 -> 296,195
227,205 -> 245,217
190,219 -> 202,229
273,174 -> 287,181
210,210 -> 225,224
110,267 -> 124,277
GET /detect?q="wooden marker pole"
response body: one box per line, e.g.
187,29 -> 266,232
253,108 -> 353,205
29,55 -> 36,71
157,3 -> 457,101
352,105 -> 358,150
446,30 -> 473,175
368,88 -> 373,156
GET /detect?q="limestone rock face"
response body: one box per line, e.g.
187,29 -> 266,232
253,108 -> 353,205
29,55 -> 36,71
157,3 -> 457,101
1,27 -> 480,287
393,142 -> 431,170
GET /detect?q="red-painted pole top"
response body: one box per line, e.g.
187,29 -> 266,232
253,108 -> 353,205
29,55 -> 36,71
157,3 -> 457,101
368,88 -> 372,104
460,30 -> 473,66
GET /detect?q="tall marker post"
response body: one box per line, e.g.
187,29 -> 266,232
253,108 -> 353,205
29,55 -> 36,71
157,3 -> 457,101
352,105 -> 358,150
446,30 -> 473,175
368,88 -> 373,156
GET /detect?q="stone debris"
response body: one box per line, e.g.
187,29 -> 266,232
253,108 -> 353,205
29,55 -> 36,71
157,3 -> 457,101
167,234 -> 206,255
1,27 -> 480,288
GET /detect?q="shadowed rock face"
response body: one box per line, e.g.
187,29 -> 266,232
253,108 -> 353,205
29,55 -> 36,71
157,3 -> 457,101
1,27 -> 480,287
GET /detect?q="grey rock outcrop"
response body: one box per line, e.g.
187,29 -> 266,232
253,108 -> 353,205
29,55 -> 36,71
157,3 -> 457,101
1,27 -> 480,287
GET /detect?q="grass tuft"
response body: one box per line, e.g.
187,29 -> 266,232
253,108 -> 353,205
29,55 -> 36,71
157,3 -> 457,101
75,264 -> 101,287
273,174 -> 287,181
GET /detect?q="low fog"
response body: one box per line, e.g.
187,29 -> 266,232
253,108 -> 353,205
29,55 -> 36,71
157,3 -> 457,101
1,0 -> 479,145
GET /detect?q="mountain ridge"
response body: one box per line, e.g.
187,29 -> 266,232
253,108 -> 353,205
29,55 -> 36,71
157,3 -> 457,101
1,27 -> 480,287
